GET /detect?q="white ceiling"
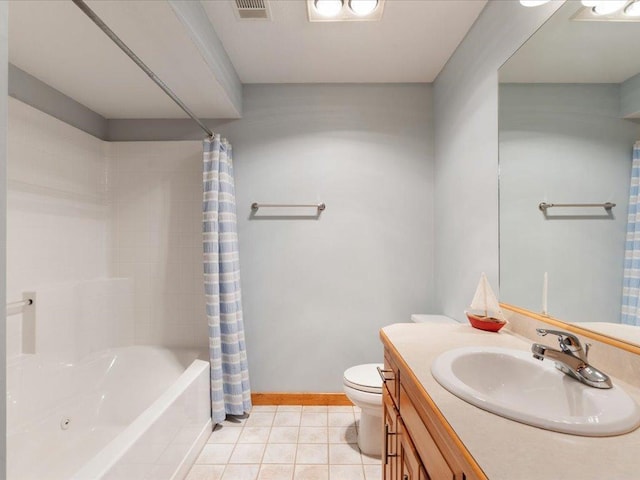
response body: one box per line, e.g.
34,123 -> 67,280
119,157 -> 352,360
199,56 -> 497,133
9,0 -> 239,119
500,1 -> 640,84
203,0 -> 487,83
9,0 -> 486,119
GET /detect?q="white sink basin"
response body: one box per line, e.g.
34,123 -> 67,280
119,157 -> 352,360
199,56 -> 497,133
431,346 -> 640,436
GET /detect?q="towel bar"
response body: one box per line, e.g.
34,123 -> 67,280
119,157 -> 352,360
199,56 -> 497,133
251,202 -> 326,212
538,202 -> 615,212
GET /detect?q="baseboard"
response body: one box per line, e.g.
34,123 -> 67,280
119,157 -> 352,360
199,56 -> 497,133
251,392 -> 353,406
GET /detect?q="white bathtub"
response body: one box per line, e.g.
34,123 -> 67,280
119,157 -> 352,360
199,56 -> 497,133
7,346 -> 211,480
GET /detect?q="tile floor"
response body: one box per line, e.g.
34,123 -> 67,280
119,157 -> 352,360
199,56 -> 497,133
186,405 -> 382,480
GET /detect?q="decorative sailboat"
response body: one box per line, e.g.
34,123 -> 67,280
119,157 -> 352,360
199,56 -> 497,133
465,273 -> 507,332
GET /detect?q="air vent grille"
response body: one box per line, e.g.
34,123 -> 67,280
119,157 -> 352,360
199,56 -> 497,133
234,0 -> 270,19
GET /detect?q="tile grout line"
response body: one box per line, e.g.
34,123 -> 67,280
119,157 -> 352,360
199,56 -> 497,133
191,406 -> 378,480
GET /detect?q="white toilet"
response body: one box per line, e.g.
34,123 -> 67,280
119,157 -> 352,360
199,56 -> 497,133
343,363 -> 384,456
343,316 -> 458,456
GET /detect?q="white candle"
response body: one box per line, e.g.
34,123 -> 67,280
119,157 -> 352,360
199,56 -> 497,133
542,272 -> 548,315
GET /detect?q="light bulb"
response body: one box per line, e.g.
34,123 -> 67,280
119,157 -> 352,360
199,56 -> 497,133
519,0 -> 550,6
349,0 -> 378,15
591,0 -> 627,15
625,0 -> 640,16
581,0 -> 599,6
314,0 -> 343,17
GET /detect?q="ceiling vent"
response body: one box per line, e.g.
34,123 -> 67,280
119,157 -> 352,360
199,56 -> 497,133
234,0 -> 271,20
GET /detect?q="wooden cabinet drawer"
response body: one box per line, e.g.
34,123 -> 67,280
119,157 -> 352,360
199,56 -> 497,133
399,385 -> 455,480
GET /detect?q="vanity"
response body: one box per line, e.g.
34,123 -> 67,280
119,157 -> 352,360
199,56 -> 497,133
379,317 -> 640,480
386,2 -> 640,477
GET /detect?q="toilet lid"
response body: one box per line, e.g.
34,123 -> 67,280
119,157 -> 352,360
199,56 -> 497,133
343,363 -> 384,394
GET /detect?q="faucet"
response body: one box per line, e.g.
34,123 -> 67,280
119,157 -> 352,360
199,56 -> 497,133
531,328 -> 612,389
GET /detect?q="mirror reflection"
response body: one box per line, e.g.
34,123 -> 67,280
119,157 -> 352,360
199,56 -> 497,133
499,0 -> 640,345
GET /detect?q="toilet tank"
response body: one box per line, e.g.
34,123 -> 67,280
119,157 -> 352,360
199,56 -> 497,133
410,314 -> 459,324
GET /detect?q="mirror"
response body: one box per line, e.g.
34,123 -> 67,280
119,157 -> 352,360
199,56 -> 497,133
499,0 -> 640,346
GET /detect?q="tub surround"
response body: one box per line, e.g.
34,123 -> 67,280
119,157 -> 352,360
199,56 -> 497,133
381,322 -> 640,480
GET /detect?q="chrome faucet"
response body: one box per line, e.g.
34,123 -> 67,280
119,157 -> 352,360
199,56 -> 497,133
531,328 -> 612,389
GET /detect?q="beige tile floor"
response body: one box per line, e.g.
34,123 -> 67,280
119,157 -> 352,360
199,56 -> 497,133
186,405 -> 382,480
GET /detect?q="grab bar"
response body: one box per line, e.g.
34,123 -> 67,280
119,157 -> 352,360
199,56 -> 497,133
251,202 -> 326,212
6,298 -> 34,316
539,202 -> 615,212
7,298 -> 33,308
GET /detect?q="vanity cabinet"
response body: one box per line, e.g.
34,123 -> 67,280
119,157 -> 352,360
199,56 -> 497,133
381,341 -> 487,480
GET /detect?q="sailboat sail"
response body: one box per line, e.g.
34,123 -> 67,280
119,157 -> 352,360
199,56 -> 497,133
469,273 -> 505,321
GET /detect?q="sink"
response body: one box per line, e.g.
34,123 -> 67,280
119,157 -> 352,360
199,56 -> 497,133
431,346 -> 640,436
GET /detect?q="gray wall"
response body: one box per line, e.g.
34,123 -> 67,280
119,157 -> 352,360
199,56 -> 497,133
212,84 -> 434,391
500,83 -> 640,324
622,72 -> 640,119
1,2 -> 7,477
8,64 -> 108,139
433,0 -> 562,322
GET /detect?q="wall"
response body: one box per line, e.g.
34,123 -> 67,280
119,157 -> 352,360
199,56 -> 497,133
621,72 -> 640,119
210,84 -> 434,391
6,98 -> 112,358
433,0 -> 562,322
8,64 -> 108,140
1,2 -> 8,476
8,82 -> 434,394
110,141 -> 207,348
500,83 -> 640,324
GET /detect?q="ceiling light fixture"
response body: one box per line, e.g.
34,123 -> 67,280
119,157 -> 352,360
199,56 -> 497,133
314,0 -> 343,17
349,0 -> 378,15
624,0 -> 640,16
591,0 -> 627,15
519,0 -> 551,6
580,0 -> 599,6
307,0 -> 384,22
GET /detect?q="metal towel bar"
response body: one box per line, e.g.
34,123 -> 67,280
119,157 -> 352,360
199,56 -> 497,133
251,202 -> 326,212
539,202 -> 615,212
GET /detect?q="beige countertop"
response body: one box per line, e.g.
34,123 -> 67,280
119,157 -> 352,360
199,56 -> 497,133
381,322 -> 640,480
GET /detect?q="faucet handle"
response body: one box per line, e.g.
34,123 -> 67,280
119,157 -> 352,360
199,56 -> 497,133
536,328 -> 584,354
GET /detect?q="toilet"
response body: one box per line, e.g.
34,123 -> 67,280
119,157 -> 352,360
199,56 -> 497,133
343,315 -> 458,456
343,363 -> 384,456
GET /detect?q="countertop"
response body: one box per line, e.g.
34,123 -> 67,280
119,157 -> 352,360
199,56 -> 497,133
381,322 -> 640,480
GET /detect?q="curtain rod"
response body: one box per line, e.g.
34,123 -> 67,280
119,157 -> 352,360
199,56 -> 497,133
71,0 -> 214,138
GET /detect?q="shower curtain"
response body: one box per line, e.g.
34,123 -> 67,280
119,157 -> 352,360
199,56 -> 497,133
203,134 -> 252,423
622,142 -> 640,326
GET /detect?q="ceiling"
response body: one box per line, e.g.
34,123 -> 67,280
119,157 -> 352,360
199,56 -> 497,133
9,0 -> 487,119
203,0 -> 487,83
499,1 -> 640,84
9,0 -> 238,119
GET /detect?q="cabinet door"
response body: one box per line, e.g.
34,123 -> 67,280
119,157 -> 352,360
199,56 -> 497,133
399,420 -> 423,480
383,385 -> 399,480
399,385 -> 457,480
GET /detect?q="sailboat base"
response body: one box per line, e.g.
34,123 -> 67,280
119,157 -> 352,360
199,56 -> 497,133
465,311 -> 507,332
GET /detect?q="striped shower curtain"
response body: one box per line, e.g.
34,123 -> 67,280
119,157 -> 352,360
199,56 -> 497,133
203,135 -> 252,423
621,142 -> 640,325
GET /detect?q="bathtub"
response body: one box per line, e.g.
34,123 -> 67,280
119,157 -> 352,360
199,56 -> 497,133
7,346 -> 211,480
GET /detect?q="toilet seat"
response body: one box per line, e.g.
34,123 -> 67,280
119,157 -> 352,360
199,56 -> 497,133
343,363 -> 383,394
